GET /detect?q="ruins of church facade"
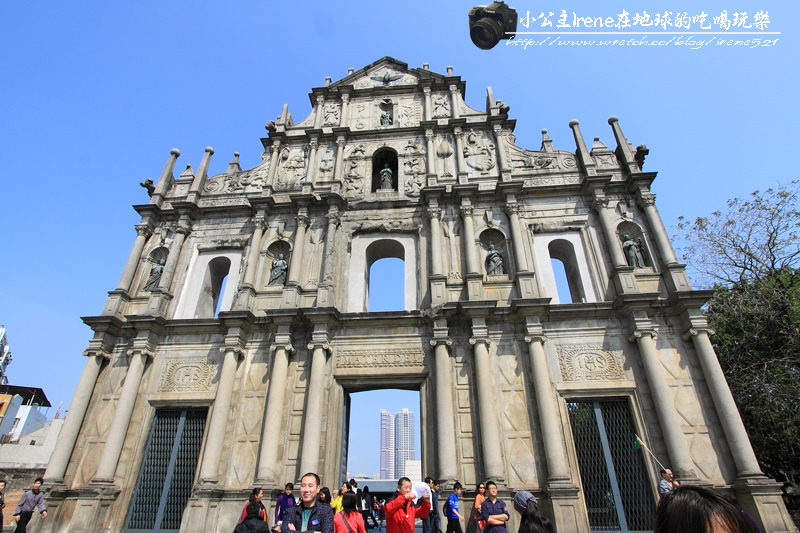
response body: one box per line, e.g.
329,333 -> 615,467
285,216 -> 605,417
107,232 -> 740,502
41,57 -> 793,533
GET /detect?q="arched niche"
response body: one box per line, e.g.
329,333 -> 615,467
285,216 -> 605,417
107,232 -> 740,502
265,240 -> 291,287
347,233 -> 417,312
479,228 -> 510,276
616,221 -> 651,268
371,148 -> 398,192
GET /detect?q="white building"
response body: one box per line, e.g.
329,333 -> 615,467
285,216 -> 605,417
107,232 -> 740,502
380,408 -> 415,480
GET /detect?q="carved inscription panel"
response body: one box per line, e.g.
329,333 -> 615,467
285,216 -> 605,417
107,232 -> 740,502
161,359 -> 214,392
336,348 -> 424,368
557,344 -> 625,381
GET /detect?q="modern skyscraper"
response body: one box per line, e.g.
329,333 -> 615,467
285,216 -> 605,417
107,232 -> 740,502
379,410 -> 395,479
380,408 -> 415,479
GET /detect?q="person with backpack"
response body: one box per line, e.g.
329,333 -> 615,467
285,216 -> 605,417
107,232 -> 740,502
513,490 -> 554,533
445,482 -> 464,533
237,502 -> 271,533
334,493 -> 367,533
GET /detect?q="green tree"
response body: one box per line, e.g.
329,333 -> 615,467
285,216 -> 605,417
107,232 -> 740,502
676,182 -> 800,510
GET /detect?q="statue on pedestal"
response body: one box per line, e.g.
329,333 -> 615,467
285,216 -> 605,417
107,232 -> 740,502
143,258 -> 166,291
268,254 -> 288,286
380,164 -> 393,190
486,245 -> 505,275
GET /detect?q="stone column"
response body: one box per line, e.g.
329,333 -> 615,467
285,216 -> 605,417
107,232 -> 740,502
471,320 -> 504,481
505,203 -> 528,272
340,94 -> 350,127
307,138 -> 319,186
592,198 -> 627,268
266,140 -> 282,189
45,351 -> 108,483
524,319 -> 570,482
631,329 -> 696,479
686,328 -> 763,477
454,128 -> 467,180
333,137 -> 346,182
158,221 -> 191,293
198,345 -> 243,483
432,321 -> 457,481
93,349 -> 151,482
638,192 -> 679,266
428,206 -> 444,277
299,332 -> 330,475
492,125 -> 509,175
286,213 -> 309,286
425,129 -> 436,177
257,331 -> 293,485
460,204 -> 479,275
241,217 -> 267,288
449,85 -> 460,119
318,208 -> 340,307
423,87 -> 432,121
116,224 -> 153,291
313,95 -> 325,129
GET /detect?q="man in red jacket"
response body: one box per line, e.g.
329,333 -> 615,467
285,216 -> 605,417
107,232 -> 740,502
385,477 -> 430,533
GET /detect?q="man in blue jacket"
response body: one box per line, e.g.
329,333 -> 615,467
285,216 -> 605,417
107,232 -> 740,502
282,473 -> 334,533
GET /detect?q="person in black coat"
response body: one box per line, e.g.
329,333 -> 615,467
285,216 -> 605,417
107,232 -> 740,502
236,502 -> 271,533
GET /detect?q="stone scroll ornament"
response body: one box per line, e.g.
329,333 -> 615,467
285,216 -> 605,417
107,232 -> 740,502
557,344 -> 625,381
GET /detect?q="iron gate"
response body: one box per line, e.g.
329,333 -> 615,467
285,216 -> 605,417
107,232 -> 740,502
567,399 -> 655,532
125,408 -> 207,533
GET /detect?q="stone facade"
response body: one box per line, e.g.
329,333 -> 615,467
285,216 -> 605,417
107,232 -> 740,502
40,57 -> 793,532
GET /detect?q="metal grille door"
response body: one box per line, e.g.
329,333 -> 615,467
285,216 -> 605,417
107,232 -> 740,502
567,400 -> 655,532
125,409 -> 207,533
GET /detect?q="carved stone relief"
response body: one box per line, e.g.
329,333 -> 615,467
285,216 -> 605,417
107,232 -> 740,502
463,129 -> 495,173
276,147 -> 308,190
161,359 -> 214,392
318,149 -> 335,181
403,157 -> 425,196
557,344 -> 625,381
323,103 -> 340,126
432,93 -> 450,118
436,136 -> 454,178
203,153 -> 268,194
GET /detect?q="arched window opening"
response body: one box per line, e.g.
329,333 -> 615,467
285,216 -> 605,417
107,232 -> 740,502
549,240 -> 585,303
371,148 -> 398,192
196,256 -> 231,318
550,258 -> 572,304
369,258 -> 404,311
366,239 -> 405,312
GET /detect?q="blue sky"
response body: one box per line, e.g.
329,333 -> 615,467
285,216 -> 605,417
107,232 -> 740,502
0,1 -> 796,477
